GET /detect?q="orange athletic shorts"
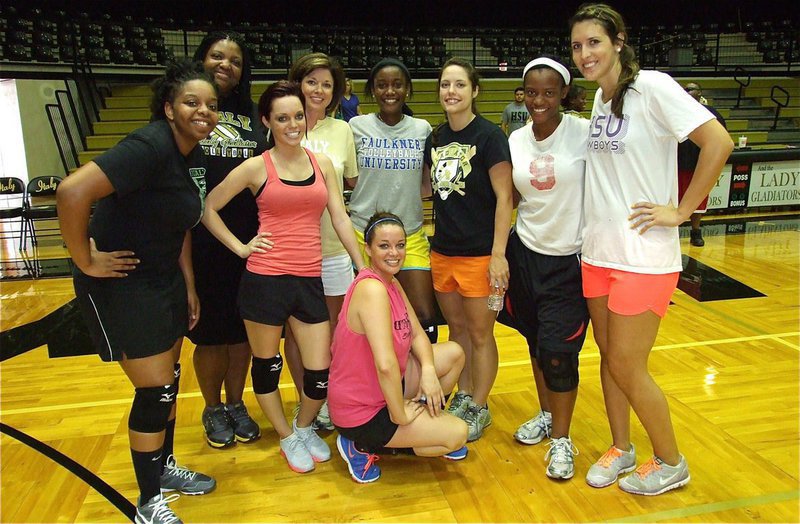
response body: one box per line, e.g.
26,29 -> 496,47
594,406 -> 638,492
581,261 -> 679,318
430,251 -> 492,298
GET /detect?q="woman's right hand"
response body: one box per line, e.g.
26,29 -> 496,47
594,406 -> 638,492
81,238 -> 138,278
391,399 -> 426,426
240,232 -> 273,258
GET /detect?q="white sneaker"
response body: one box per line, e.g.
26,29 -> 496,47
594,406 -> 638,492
280,432 -> 315,473
514,410 -> 552,445
619,455 -> 690,496
135,493 -> 182,524
293,418 -> 331,462
586,444 -> 636,488
544,436 -> 578,479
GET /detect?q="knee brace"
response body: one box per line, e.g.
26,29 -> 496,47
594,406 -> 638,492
421,320 -> 439,344
303,368 -> 329,400
129,382 -> 177,433
537,350 -> 579,393
252,354 -> 282,394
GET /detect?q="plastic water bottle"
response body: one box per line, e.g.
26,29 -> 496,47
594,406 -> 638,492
487,285 -> 504,312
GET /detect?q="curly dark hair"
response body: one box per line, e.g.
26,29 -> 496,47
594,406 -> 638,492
150,58 -> 216,120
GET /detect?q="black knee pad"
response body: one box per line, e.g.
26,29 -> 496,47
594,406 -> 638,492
129,382 -> 177,433
303,368 -> 329,400
173,363 -> 181,390
421,320 -> 439,344
252,354 -> 282,394
537,350 -> 579,393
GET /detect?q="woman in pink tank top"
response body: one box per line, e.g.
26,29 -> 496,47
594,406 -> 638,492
202,81 -> 365,474
327,212 -> 469,483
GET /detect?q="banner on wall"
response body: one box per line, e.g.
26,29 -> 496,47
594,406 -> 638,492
747,160 -> 800,206
707,164 -> 732,210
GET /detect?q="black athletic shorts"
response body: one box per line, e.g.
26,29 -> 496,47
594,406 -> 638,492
73,269 -> 187,362
188,240 -> 248,345
335,406 -> 399,453
505,231 -> 589,357
238,270 -> 328,326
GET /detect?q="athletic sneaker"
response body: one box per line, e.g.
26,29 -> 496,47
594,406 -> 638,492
293,418 -> 331,462
690,228 -> 705,247
336,434 -> 380,483
464,403 -> 492,442
446,391 -> 473,419
201,404 -> 235,448
135,493 -> 182,524
443,445 -> 468,461
280,432 -> 315,473
224,401 -> 261,443
314,401 -> 335,431
618,455 -> 690,496
544,437 -> 578,480
586,444 -> 637,488
514,410 -> 552,445
160,455 -> 216,495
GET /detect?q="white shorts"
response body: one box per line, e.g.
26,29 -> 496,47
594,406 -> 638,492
322,253 -> 354,296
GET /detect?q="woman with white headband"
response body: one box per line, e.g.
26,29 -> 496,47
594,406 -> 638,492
504,55 -> 590,481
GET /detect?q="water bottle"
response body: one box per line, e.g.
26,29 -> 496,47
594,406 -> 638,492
487,285 -> 504,312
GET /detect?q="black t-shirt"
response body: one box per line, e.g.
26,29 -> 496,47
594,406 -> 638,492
424,115 -> 511,256
194,97 -> 267,245
678,104 -> 726,171
82,119 -> 206,280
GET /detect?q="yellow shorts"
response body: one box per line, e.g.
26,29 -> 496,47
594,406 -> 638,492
355,227 -> 432,270
430,251 -> 492,298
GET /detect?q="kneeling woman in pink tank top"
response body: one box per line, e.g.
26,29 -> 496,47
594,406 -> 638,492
202,80 -> 365,474
328,212 -> 468,483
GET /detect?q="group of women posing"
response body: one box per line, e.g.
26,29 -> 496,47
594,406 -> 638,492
57,2 -> 733,519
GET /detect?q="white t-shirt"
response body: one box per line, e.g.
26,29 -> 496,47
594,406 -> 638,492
583,70 -> 715,273
509,114 -> 589,256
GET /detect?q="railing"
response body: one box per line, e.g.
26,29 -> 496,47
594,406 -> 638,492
769,85 -> 790,130
45,89 -> 82,175
733,67 -> 751,109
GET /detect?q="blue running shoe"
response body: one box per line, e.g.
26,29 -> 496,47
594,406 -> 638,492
443,445 -> 468,461
336,434 -> 380,483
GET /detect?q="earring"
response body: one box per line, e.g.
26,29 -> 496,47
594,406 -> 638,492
266,128 -> 272,142
616,47 -> 621,52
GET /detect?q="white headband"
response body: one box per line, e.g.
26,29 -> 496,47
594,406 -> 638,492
522,57 -> 571,86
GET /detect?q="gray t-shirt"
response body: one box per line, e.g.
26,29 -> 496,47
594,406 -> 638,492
349,114 -> 432,233
502,102 -> 529,135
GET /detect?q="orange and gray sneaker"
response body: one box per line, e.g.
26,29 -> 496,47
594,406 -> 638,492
585,444 -> 636,488
619,455 -> 690,496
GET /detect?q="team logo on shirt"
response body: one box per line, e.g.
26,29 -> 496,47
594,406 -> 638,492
430,143 -> 476,199
529,154 -> 556,191
201,114 -> 258,159
189,167 -> 207,217
394,312 -> 412,340
587,114 -> 630,154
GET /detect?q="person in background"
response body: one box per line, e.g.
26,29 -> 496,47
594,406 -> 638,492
339,77 -> 362,122
328,212 -> 468,484
570,3 -> 733,495
563,84 -> 587,116
680,81 -> 727,247
424,57 -> 513,442
57,59 -> 218,524
501,86 -> 529,136
201,80 -> 365,474
348,58 -> 438,344
190,30 -> 266,449
507,56 -> 589,481
286,53 -> 359,431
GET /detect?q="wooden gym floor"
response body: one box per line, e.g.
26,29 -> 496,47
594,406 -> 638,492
0,214 -> 798,523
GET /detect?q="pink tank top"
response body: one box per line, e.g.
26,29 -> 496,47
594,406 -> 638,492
327,268 -> 413,428
246,148 -> 328,276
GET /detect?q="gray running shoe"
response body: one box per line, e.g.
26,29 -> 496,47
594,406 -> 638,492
314,401 -> 335,431
135,493 -> 182,524
201,404 -> 235,449
619,455 -> 690,496
446,391 -> 473,419
225,401 -> 261,443
160,455 -> 216,495
280,432 -> 315,473
545,437 -> 578,479
464,403 -> 492,442
293,418 -> 331,462
514,410 -> 552,445
586,444 -> 637,488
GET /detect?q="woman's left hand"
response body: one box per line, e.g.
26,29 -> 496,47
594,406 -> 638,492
629,201 -> 684,234
488,253 -> 509,290
187,290 -> 200,331
415,367 -> 444,417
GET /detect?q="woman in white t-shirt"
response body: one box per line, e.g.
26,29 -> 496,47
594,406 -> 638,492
570,3 -> 733,496
506,56 -> 589,482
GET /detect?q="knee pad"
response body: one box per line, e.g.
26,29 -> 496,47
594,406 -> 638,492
129,382 -> 177,433
421,320 -> 439,344
303,368 -> 329,400
252,354 -> 282,394
537,350 -> 579,393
